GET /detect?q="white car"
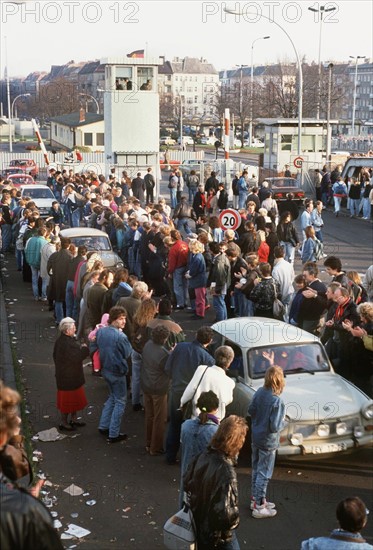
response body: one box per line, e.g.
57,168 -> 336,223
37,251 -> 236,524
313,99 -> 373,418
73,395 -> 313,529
200,136 -> 215,145
20,184 -> 56,218
178,136 -> 194,146
59,228 -> 123,269
212,318 -> 373,458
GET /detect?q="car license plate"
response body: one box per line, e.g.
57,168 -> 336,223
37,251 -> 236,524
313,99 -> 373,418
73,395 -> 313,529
308,442 -> 348,454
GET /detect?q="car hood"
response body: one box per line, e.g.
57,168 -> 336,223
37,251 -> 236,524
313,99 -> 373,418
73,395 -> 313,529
32,199 -> 53,208
96,251 -> 122,268
281,373 -> 366,420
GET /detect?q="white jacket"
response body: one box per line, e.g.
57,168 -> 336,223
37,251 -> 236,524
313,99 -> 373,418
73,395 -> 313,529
180,364 -> 235,420
272,258 -> 295,303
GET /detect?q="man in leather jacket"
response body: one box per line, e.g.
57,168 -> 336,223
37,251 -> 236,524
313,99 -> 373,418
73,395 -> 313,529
0,382 -> 63,550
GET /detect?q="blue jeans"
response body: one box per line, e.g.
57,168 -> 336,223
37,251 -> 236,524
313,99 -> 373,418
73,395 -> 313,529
280,241 -> 295,264
30,266 -> 47,299
333,196 -> 342,213
99,371 -> 127,438
16,248 -> 23,270
131,350 -> 142,405
173,266 -> 188,307
65,280 -> 78,320
315,230 -> 323,243
362,198 -> 371,218
349,198 -> 360,216
251,444 -> 277,504
170,188 -> 177,209
177,218 -> 192,236
188,187 -> 197,203
213,293 -> 227,321
234,291 -> 254,317
1,224 -> 12,253
215,531 -> 240,550
55,301 -> 65,324
238,192 -> 247,209
71,208 -> 81,228
165,390 -> 183,463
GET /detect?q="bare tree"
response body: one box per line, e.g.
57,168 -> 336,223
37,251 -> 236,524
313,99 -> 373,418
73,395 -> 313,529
28,77 -> 80,119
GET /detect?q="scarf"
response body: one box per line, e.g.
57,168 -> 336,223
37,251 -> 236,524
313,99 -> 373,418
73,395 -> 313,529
334,298 -> 350,322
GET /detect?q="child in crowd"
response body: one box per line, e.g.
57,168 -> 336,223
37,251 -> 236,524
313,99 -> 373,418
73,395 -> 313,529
88,313 -> 109,374
249,365 -> 286,519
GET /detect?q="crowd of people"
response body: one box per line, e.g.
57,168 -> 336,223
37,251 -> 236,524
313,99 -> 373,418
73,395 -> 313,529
0,163 -> 372,548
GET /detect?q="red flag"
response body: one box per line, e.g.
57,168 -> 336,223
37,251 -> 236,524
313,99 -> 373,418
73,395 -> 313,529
127,49 -> 144,58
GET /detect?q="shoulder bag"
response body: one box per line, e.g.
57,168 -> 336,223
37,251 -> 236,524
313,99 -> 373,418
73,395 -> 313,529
181,366 -> 209,421
163,503 -> 196,550
272,280 -> 285,320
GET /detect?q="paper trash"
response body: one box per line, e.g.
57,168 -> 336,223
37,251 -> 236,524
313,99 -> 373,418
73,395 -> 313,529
36,428 -> 66,442
63,484 -> 84,497
65,524 -> 91,539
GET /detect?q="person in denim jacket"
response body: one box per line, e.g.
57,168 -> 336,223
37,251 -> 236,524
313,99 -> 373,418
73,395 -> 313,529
90,306 -> 132,443
248,366 -> 285,519
301,496 -> 373,549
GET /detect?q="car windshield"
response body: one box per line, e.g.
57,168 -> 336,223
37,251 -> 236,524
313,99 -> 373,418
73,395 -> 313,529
10,160 -> 28,166
270,179 -> 298,188
23,187 -> 54,199
11,177 -> 32,185
248,343 -> 330,379
69,236 -> 111,251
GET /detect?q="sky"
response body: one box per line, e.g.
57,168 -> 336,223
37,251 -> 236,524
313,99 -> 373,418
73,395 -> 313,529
0,0 -> 372,78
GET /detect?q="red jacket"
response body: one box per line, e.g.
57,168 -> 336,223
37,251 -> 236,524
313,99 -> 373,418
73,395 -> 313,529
168,240 -> 189,273
258,241 -> 269,263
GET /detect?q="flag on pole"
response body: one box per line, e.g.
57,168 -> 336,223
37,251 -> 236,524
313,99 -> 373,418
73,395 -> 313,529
127,49 -> 144,58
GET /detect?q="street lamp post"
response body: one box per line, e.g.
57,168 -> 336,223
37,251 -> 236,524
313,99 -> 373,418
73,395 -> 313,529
11,93 -> 31,120
78,93 -> 100,114
350,55 -> 365,137
235,64 -> 248,144
325,63 -> 334,162
250,36 -> 270,146
308,4 -> 336,119
224,7 -> 303,155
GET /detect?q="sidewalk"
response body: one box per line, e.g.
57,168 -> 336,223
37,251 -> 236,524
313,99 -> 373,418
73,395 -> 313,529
0,257 -> 16,389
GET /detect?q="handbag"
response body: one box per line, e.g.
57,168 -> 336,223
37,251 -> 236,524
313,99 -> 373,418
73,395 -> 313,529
181,366 -> 209,421
272,281 -> 285,320
163,503 -> 196,550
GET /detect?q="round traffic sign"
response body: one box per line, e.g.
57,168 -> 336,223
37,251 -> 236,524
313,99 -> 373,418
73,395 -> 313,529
293,156 -> 304,169
219,209 -> 241,231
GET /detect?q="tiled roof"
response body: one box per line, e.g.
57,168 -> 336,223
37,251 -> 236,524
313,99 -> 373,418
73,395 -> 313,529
171,57 -> 218,75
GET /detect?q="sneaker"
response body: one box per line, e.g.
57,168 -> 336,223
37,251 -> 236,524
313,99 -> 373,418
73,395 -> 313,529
250,498 -> 276,510
252,504 -> 277,519
107,433 -> 128,443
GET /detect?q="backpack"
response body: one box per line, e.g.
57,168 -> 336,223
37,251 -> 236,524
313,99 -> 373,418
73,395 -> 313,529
334,183 -> 346,195
314,238 -> 324,261
232,178 -> 239,195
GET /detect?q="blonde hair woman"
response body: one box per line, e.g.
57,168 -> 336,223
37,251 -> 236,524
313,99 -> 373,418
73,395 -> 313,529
248,365 -> 286,518
186,239 -> 207,319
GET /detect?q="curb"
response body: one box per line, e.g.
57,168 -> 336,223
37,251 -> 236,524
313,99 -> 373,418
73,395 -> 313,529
0,263 -> 16,389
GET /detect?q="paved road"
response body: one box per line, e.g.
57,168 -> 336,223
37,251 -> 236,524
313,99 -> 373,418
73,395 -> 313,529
1,204 -> 372,549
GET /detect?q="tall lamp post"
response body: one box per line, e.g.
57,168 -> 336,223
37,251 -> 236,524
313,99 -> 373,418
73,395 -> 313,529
350,55 -> 365,137
325,63 -> 333,163
250,36 -> 270,146
308,4 -> 336,119
78,92 -> 100,114
235,64 -> 248,143
224,7 -> 303,155
11,93 -> 31,119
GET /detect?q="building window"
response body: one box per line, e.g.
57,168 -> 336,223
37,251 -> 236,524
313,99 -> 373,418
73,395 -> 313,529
54,125 -> 57,136
84,133 -> 93,146
280,134 -> 292,151
137,67 -> 154,90
175,76 -> 178,81
195,96 -> 198,103
96,133 -> 104,146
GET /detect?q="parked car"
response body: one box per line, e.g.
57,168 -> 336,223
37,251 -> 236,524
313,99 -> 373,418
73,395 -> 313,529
178,159 -> 202,179
200,136 -> 215,145
20,184 -> 55,218
7,174 -> 35,187
262,177 -> 305,204
212,318 -> 373,458
177,136 -> 194,146
4,159 -> 39,178
59,228 -> 123,269
160,137 -> 176,146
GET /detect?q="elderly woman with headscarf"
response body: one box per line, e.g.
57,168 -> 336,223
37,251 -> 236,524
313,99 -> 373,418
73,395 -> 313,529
53,317 -> 90,431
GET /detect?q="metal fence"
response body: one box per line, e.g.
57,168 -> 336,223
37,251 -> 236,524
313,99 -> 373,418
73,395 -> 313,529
331,137 -> 373,153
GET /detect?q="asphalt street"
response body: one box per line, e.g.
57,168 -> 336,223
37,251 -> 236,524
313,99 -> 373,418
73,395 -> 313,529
0,181 -> 372,549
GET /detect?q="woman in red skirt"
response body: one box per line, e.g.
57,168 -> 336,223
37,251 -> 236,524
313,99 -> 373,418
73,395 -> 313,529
53,317 -> 90,431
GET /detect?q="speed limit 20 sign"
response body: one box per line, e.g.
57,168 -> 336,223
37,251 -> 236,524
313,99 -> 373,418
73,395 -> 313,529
219,209 -> 241,231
